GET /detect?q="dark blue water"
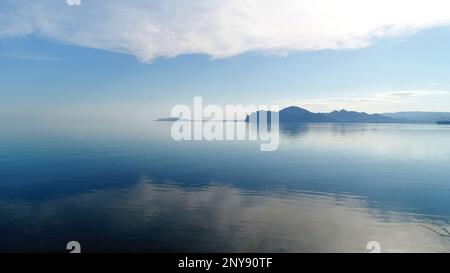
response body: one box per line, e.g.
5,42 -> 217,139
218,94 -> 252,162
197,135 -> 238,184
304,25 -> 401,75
0,121 -> 449,252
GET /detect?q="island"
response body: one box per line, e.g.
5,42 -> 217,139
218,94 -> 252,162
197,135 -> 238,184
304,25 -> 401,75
155,117 -> 180,122
245,106 -> 398,123
437,121 -> 450,125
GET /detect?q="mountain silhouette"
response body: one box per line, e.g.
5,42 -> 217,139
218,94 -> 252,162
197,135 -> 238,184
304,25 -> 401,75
245,106 -> 333,123
325,109 -> 397,123
245,106 -> 397,123
382,112 -> 450,123
157,107 -> 449,124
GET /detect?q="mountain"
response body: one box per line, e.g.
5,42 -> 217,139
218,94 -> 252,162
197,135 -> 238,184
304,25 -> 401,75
160,108 -> 449,124
245,106 -> 333,123
325,110 -> 397,123
245,107 -> 398,123
278,106 -> 335,122
382,112 -> 450,123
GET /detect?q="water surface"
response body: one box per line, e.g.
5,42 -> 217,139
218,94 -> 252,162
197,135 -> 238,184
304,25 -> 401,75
0,121 -> 449,252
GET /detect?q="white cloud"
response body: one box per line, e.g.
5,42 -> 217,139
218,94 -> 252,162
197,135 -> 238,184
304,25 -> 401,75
375,90 -> 450,98
0,51 -> 60,61
1,0 -> 450,61
278,90 -> 450,113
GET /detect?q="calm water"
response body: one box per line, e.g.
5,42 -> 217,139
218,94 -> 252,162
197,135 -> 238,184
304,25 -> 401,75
1,121 -> 450,252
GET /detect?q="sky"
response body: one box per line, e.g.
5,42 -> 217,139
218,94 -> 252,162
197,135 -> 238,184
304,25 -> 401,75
1,0 -> 450,121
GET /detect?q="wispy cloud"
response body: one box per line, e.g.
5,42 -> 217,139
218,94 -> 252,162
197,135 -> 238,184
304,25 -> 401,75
375,90 -> 449,99
0,51 -> 60,61
277,90 -> 450,113
1,0 -> 450,61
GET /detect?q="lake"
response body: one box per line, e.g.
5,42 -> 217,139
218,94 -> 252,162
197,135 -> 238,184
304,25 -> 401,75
0,121 -> 449,252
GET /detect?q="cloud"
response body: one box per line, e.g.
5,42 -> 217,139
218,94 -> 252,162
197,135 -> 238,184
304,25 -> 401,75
0,51 -> 60,61
1,0 -> 450,61
375,90 -> 450,99
278,90 -> 450,113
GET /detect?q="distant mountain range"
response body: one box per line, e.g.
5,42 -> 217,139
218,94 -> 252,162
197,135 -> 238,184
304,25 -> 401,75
245,106 -> 450,124
155,107 -> 450,124
381,112 -> 450,123
326,109 -> 397,123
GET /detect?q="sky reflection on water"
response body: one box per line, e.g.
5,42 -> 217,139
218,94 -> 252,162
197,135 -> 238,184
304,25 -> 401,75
0,121 -> 449,252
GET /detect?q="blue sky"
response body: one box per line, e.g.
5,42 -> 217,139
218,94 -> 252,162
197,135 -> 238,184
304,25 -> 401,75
1,0 -> 450,120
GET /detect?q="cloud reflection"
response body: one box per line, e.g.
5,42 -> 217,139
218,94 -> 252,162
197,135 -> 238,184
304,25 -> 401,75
0,177 -> 448,252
